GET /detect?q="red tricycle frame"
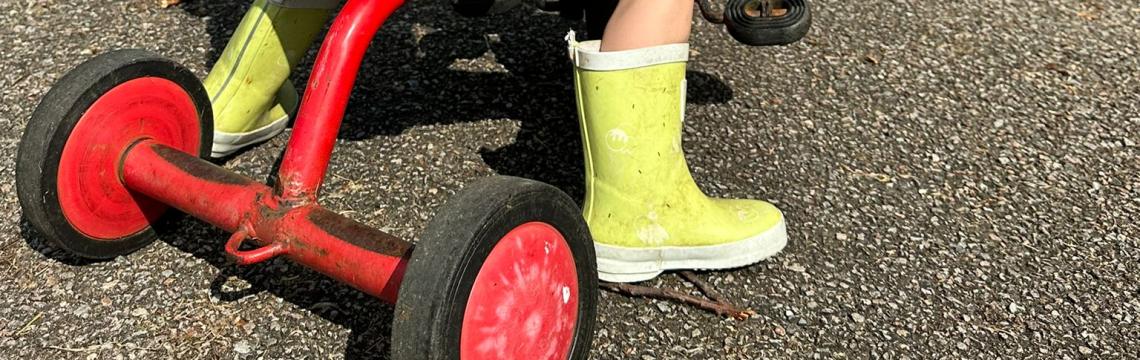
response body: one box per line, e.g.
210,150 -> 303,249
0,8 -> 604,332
122,0 -> 410,302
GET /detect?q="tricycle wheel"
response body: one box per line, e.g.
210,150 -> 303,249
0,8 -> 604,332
392,176 -> 598,360
16,49 -> 213,259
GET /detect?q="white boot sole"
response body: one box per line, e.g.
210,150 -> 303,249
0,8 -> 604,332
210,114 -> 290,158
594,216 -> 788,283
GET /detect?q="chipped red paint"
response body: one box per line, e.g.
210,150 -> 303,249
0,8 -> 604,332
121,141 -> 410,303
121,141 -> 267,233
276,0 -> 404,203
307,208 -> 412,258
151,145 -> 253,186
224,224 -> 288,265
460,222 -> 579,360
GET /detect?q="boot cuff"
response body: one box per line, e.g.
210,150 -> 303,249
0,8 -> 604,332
566,31 -> 689,71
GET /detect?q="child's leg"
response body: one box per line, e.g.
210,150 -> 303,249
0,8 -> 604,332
204,0 -> 335,157
599,0 -> 693,51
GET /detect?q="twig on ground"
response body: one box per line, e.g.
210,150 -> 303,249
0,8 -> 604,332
124,344 -> 161,351
600,282 -> 754,320
678,270 -> 730,304
45,344 -> 101,352
14,312 -> 43,336
45,343 -> 159,353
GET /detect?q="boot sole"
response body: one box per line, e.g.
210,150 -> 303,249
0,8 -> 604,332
594,215 -> 788,283
210,114 -> 289,158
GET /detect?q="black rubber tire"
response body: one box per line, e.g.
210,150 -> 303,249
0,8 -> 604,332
15,49 -> 213,259
391,176 -> 598,360
724,0 -> 812,46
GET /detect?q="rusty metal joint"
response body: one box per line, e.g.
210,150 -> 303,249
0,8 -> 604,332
224,220 -> 288,265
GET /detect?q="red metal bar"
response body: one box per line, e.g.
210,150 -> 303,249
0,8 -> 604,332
263,205 -> 410,301
276,0 -> 405,203
121,140 -> 411,302
120,140 -> 270,233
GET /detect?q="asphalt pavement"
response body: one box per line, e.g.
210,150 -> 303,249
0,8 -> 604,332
0,0 -> 1137,359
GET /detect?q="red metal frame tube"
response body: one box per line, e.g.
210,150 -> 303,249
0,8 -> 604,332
262,205 -> 410,301
276,0 -> 405,203
122,140 -> 411,302
121,140 -> 271,233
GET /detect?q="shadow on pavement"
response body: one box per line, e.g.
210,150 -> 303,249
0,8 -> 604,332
19,217 -> 102,267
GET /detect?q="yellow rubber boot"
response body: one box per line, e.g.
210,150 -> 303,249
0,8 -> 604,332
204,0 -> 335,157
568,34 -> 788,283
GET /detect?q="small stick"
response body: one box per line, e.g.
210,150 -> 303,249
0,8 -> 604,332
44,345 -> 100,352
678,270 -> 730,304
14,312 -> 43,336
600,282 -> 754,320
124,343 -> 162,351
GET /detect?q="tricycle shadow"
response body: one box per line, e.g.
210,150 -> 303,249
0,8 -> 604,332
160,222 -> 394,360
19,214 -> 390,359
338,8 -> 734,199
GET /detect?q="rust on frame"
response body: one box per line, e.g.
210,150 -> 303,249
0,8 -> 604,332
306,208 -> 412,257
150,144 -> 254,186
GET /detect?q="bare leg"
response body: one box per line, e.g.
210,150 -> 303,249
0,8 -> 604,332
600,0 -> 694,51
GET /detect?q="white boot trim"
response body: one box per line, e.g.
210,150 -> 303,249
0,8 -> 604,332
566,30 -> 689,71
210,114 -> 290,158
594,216 -> 788,283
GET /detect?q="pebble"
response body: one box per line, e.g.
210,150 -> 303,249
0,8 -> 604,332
1008,302 -> 1022,314
233,340 -> 251,355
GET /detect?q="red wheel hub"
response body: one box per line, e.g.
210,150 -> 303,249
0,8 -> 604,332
460,222 -> 581,360
57,77 -> 202,240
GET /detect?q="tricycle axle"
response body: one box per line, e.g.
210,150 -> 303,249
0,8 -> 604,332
121,140 -> 410,302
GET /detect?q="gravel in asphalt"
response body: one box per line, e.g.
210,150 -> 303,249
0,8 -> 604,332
0,0 -> 1137,359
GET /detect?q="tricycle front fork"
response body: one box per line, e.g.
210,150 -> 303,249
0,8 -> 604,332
120,0 -> 410,302
279,0 -> 404,203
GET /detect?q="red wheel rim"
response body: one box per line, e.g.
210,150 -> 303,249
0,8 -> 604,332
460,222 -> 580,360
57,77 -> 202,240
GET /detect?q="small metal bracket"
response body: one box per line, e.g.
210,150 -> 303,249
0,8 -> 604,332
224,222 -> 287,265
